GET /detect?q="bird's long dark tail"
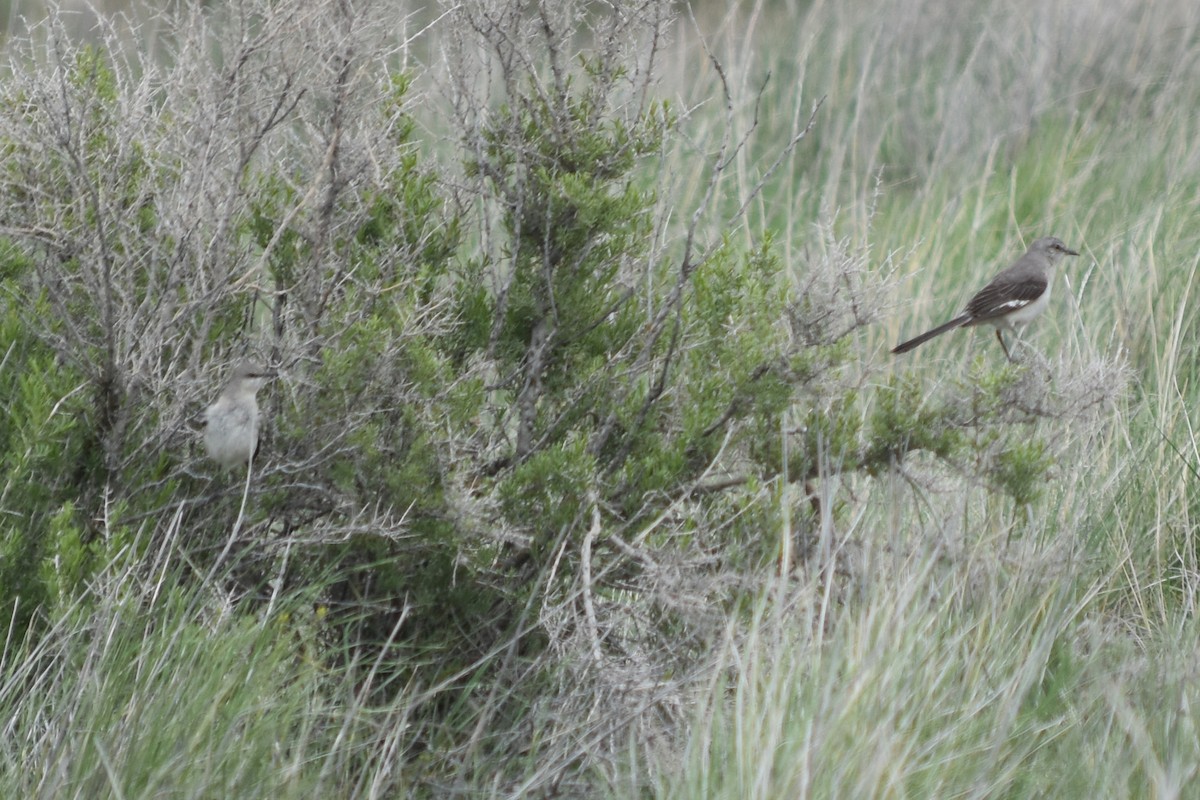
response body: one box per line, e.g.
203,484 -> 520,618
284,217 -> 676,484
891,315 -> 970,354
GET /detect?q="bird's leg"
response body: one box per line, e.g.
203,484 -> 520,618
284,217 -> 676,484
995,329 -> 1013,362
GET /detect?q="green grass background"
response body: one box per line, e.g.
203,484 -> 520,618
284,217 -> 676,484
650,1 -> 1200,796
4,0 -> 1200,796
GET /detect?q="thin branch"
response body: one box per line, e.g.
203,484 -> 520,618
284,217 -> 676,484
729,94 -> 825,224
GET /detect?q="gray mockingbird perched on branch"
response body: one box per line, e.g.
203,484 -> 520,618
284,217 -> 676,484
892,236 -> 1080,360
203,360 -> 276,471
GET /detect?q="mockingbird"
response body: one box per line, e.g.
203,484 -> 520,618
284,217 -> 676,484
892,236 -> 1080,360
203,360 -> 276,470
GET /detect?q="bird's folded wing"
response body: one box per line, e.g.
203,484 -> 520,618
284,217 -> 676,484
965,273 -> 1047,320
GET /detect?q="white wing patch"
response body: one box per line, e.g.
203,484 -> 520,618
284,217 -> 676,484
990,299 -> 1031,313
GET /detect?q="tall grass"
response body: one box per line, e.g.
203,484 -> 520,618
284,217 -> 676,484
2,0 -> 1200,796
1,521 -> 352,797
644,0 -> 1200,796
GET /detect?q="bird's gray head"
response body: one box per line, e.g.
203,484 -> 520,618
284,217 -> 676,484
1031,236 -> 1080,263
225,360 -> 276,396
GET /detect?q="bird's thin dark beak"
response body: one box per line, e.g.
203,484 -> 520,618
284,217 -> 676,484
1065,247 -> 1080,257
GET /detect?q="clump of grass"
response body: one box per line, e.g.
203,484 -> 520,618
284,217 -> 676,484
0,520 -> 411,797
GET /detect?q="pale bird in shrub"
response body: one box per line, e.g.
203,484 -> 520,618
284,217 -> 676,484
892,236 -> 1080,360
203,360 -> 276,470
